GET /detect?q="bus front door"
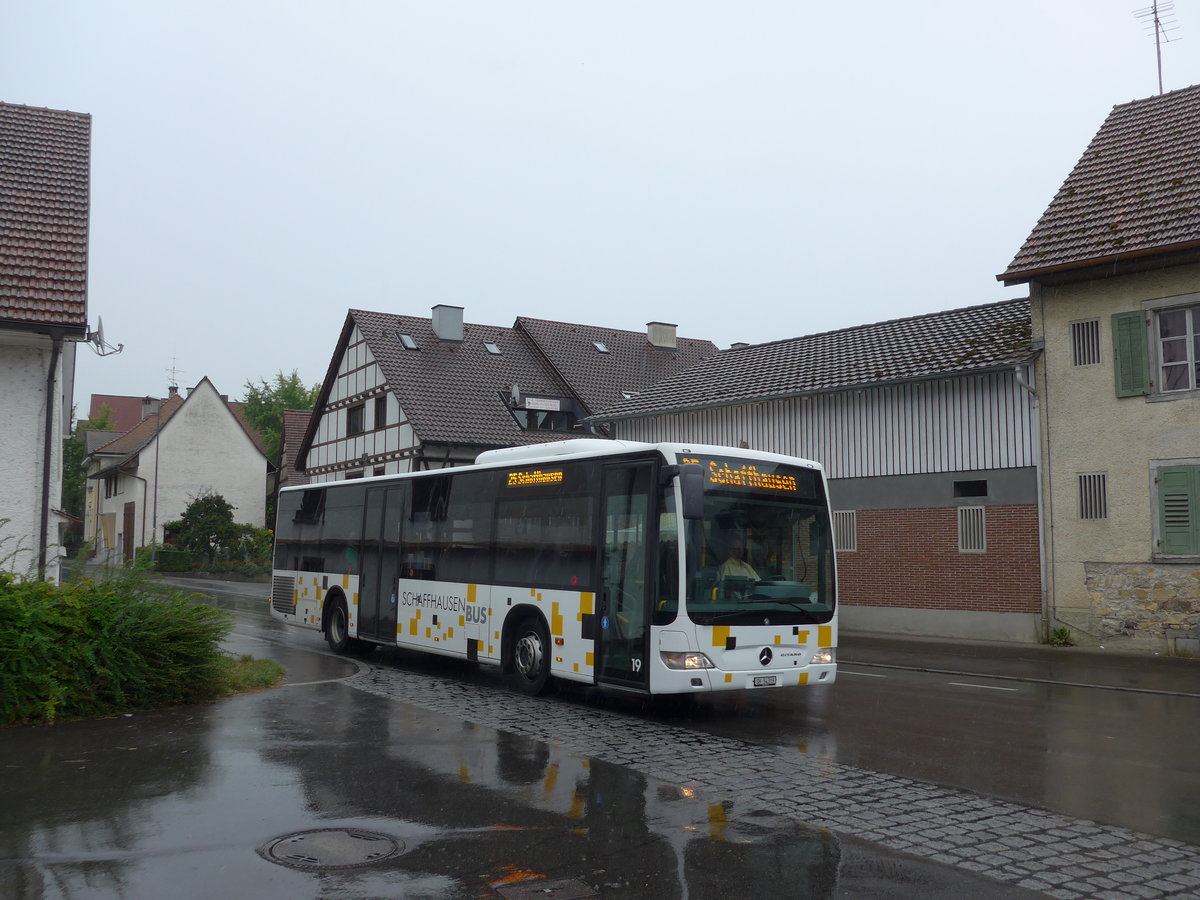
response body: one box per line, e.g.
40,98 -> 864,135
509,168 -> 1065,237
597,463 -> 652,689
360,485 -> 405,642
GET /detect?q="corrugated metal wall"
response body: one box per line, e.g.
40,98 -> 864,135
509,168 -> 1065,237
611,370 -> 1036,479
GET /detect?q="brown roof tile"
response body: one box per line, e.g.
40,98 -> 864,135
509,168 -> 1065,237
587,298 -> 1034,422
1001,84 -> 1200,282
513,317 -> 718,414
348,310 -> 578,448
0,102 -> 91,332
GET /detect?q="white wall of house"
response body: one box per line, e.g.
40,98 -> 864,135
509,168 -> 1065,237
148,381 -> 266,541
306,325 -> 419,482
0,334 -> 68,580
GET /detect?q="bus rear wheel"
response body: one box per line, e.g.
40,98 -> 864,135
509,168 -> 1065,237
511,616 -> 550,695
325,598 -> 351,653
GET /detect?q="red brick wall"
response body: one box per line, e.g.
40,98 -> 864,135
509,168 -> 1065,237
836,506 -> 1041,614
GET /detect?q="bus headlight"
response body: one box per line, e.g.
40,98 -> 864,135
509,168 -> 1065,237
660,651 -> 715,670
812,648 -> 835,665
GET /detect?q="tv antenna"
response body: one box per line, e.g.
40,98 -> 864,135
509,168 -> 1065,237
167,358 -> 184,389
1134,1 -> 1181,94
86,316 -> 124,357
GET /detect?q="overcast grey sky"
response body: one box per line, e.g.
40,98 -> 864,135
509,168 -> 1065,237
3,1 -> 1195,405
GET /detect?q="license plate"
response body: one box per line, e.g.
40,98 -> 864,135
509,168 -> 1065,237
752,675 -> 777,687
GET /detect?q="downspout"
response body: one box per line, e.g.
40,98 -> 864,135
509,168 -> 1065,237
38,330 -> 64,580
1014,360 -> 1048,642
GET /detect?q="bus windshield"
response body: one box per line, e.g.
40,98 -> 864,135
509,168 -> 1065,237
681,456 -> 835,627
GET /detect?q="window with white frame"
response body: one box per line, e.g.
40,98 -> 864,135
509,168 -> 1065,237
1071,318 -> 1102,366
957,506 -> 986,552
1156,304 -> 1200,392
833,510 -> 857,551
1078,473 -> 1108,520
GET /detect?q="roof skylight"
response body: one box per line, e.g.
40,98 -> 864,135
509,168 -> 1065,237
397,332 -> 418,350
484,341 -> 501,355
593,342 -> 609,353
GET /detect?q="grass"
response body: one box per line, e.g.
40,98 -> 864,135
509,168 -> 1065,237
1049,626 -> 1075,647
214,653 -> 286,693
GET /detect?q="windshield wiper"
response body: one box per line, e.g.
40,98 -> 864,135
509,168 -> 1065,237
699,606 -> 828,625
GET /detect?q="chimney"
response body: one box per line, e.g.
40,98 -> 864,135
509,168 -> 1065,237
168,385 -> 178,397
647,321 -> 677,350
432,304 -> 464,343
141,396 -> 161,418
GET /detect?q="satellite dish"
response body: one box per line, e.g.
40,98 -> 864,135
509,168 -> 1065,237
87,316 -> 124,357
510,384 -> 522,408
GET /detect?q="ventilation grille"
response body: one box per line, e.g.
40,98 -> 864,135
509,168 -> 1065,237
272,575 -> 297,614
1078,473 -> 1108,520
958,506 -> 986,552
1071,319 -> 1102,367
833,510 -> 857,551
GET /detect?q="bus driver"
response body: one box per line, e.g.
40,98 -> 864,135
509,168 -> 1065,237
718,536 -> 759,582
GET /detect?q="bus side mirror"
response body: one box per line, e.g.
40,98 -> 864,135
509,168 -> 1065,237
679,463 -> 704,520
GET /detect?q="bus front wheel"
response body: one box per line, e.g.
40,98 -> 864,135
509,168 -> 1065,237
511,616 -> 550,695
325,598 -> 351,653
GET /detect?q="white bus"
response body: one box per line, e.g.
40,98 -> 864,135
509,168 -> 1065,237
269,439 -> 836,695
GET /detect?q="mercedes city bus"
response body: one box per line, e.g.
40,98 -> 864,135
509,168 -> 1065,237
269,439 -> 836,695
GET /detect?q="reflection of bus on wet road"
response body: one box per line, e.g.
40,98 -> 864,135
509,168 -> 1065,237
270,439 -> 837,695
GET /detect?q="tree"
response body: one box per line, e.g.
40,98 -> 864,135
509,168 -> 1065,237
62,404 -> 114,522
164,492 -> 240,564
241,370 -> 321,465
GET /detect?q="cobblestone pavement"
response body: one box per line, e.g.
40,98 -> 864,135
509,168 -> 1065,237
353,665 -> 1200,900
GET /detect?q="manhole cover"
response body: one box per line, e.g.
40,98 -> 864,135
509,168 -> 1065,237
258,828 -> 404,871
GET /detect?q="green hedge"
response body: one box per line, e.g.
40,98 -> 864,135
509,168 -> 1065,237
0,569 -> 233,725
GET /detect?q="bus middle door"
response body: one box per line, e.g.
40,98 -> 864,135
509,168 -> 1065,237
360,484 -> 406,642
597,462 -> 652,689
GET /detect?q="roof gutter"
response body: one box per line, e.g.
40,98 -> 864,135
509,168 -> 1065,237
583,358 -> 1041,425
998,238 -> 1200,286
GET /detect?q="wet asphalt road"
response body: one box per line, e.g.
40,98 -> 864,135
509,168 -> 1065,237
2,578 -> 1198,898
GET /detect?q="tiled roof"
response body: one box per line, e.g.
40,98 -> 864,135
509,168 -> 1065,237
0,102 -> 91,332
514,317 -> 718,414
348,310 -> 578,448
279,409 -> 312,486
1001,84 -> 1200,283
587,298 -> 1034,421
90,394 -> 184,460
88,394 -> 148,433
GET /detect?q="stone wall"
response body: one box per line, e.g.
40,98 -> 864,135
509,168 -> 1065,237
1084,562 -> 1200,644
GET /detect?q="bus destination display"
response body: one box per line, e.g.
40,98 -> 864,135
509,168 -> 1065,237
681,456 -> 799,493
506,469 -> 564,487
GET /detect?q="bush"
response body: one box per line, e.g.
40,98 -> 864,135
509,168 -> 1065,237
0,567 -> 234,725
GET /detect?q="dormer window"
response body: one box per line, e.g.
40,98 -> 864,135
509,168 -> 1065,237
593,342 -> 609,353
397,332 -> 418,350
484,341 -> 501,355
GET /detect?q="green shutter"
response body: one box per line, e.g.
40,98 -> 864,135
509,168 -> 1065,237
1158,466 -> 1200,556
1111,311 -> 1150,397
